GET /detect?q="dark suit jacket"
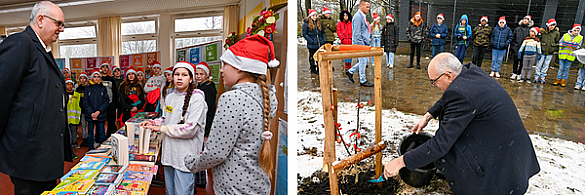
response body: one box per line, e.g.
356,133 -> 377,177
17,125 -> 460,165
403,63 -> 540,194
0,26 -> 73,181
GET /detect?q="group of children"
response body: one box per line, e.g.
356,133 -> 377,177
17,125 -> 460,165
63,34 -> 278,194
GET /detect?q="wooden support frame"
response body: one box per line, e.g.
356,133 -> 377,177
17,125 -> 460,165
315,44 -> 384,195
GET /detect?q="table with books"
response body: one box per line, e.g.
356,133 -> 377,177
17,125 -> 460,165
42,112 -> 162,195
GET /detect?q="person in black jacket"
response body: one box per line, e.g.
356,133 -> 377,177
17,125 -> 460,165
0,2 -> 73,194
76,72 -> 90,147
302,9 -> 325,75
510,15 -> 534,80
99,62 -> 119,138
381,14 -> 399,68
118,66 -> 146,123
85,69 -> 110,150
384,53 -> 539,194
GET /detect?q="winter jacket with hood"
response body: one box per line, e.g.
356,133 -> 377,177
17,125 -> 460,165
381,21 -> 399,53
473,23 -> 492,47
430,22 -> 448,46
538,27 -> 561,55
406,18 -> 426,44
337,10 -> 353,45
302,18 -> 325,49
491,24 -> 513,50
512,20 -> 534,53
320,14 -> 337,42
454,15 -> 472,46
84,80 -> 109,122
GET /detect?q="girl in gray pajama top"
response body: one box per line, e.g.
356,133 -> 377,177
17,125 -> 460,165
184,35 -> 279,195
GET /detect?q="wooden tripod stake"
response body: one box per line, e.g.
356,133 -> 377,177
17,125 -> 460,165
316,44 -> 384,195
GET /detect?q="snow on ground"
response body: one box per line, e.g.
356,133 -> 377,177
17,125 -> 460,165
297,91 -> 585,194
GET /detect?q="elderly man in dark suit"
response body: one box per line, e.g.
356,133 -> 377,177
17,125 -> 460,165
384,53 -> 540,194
0,1 -> 73,194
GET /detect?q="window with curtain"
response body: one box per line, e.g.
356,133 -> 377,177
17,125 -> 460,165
59,26 -> 96,40
173,13 -> 223,52
58,23 -> 98,68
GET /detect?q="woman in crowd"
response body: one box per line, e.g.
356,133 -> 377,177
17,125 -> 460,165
370,13 -> 382,64
430,13 -> 448,61
302,9 -> 325,75
490,16 -> 513,78
337,10 -> 353,70
118,66 -> 145,122
136,70 -> 145,88
406,12 -> 425,69
381,14 -> 399,68
454,14 -> 472,63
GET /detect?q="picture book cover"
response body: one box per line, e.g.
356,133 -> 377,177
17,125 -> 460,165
60,170 -> 99,181
94,173 -> 123,185
80,156 -> 111,164
116,180 -> 148,193
86,185 -> 115,195
111,189 -> 144,195
71,162 -> 106,171
124,118 -> 149,125
41,191 -> 79,195
127,164 -> 157,173
122,171 -> 153,182
101,165 -> 128,174
53,179 -> 94,194
129,146 -> 156,155
111,134 -> 129,166
129,154 -> 156,162
132,112 -> 158,119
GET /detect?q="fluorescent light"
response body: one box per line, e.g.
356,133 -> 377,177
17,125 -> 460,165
0,0 -> 115,14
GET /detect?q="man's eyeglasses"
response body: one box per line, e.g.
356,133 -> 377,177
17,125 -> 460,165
43,15 -> 65,29
430,72 -> 448,86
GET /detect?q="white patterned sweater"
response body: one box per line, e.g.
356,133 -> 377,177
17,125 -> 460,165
185,83 -> 277,195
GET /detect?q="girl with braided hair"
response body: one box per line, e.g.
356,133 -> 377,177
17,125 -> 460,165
139,61 -> 207,194
184,35 -> 278,194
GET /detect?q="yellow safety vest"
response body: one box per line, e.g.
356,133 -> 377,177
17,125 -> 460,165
558,33 -> 583,61
67,91 -> 82,124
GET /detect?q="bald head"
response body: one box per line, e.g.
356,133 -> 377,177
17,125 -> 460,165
29,1 -> 64,46
429,53 -> 462,76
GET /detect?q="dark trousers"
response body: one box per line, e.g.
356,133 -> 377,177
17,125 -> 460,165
409,43 -> 421,65
106,104 -> 117,137
472,46 -> 488,67
10,176 -> 56,195
512,53 -> 524,75
308,48 -> 319,71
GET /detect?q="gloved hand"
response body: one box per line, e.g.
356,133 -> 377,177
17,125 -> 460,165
518,52 -> 522,59
538,54 -> 542,61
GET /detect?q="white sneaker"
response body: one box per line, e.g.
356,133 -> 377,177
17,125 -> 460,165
518,79 -> 524,83
526,80 -> 531,84
575,86 -> 581,90
517,76 -> 521,81
582,86 -> 585,91
496,72 -> 501,78
510,74 -> 516,80
490,72 -> 495,77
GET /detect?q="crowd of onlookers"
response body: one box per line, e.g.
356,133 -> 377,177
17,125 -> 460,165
302,0 -> 585,90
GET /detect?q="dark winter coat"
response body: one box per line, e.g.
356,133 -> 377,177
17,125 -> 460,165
404,63 -> 540,195
491,24 -> 514,50
538,27 -> 561,55
76,84 -> 86,115
320,15 -> 337,42
430,23 -> 448,46
454,15 -> 472,46
337,10 -> 353,45
511,20 -> 534,54
473,24 -> 492,47
381,22 -> 399,53
84,81 -> 109,122
0,26 -> 73,181
119,82 -> 146,120
302,18 -> 325,49
406,19 -> 426,44
199,80 -> 217,137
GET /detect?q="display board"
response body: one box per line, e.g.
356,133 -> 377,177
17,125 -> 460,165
175,41 -> 222,83
69,56 -> 115,80
55,58 -> 65,70
120,51 -> 160,79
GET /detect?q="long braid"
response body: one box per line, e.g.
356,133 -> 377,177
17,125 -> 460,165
179,82 -> 195,124
252,73 -> 273,179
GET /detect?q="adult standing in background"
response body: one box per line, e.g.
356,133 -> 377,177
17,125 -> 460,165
406,12 -> 426,69
534,18 -> 560,84
430,14 -> 448,61
453,14 -> 472,63
302,9 -> 325,75
471,16 -> 492,67
321,7 -> 337,45
381,14 -> 399,68
337,10 -> 353,70
346,0 -> 374,87
0,1 -> 73,194
510,15 -> 534,80
100,63 -> 119,139
490,16 -> 513,78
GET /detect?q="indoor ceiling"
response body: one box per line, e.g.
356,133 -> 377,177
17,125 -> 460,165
0,0 -> 240,27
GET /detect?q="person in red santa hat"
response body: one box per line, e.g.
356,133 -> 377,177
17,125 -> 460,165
118,66 -> 145,123
534,18 -> 560,84
472,16 -> 492,68
193,61 -> 217,188
370,12 -> 382,63
320,6 -> 337,45
185,34 -> 279,195
302,8 -> 325,74
84,68 -> 109,149
159,66 -> 175,113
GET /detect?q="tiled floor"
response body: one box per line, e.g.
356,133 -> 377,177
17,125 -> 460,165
298,45 -> 585,142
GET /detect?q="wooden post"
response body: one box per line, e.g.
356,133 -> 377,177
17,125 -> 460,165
317,48 -> 339,195
374,54 -> 383,187
332,88 -> 338,140
332,141 -> 386,171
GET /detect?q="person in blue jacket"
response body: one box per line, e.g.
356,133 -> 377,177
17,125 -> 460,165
430,13 -> 448,62
490,16 -> 514,78
454,14 -> 472,63
302,9 -> 325,75
84,69 -> 110,150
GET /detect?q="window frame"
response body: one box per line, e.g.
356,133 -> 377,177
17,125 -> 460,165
121,16 -> 159,55
172,12 -> 223,54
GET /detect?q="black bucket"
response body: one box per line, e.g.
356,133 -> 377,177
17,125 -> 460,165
397,133 -> 436,187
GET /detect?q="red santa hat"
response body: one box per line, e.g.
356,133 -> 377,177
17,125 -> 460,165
79,72 -> 88,79
91,68 -> 101,78
322,7 -> 331,14
100,62 -> 110,69
62,68 -> 70,74
572,24 -> 582,32
437,13 -> 444,20
546,18 -> 557,27
373,13 -> 380,21
524,15 -> 532,21
65,78 -> 74,84
137,70 -> 144,75
498,16 -> 506,25
150,60 -> 162,69
480,16 -> 488,22
195,61 -> 211,76
112,66 -> 121,72
220,35 -> 279,76
531,27 -> 540,35
125,66 -> 137,75
164,66 -> 174,74
174,61 -> 195,76
308,9 -> 317,17
386,14 -> 394,22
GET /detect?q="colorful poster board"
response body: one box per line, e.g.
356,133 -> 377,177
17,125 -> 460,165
176,41 -> 222,84
55,58 -> 65,70
69,56 -> 115,80
119,51 -> 160,78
